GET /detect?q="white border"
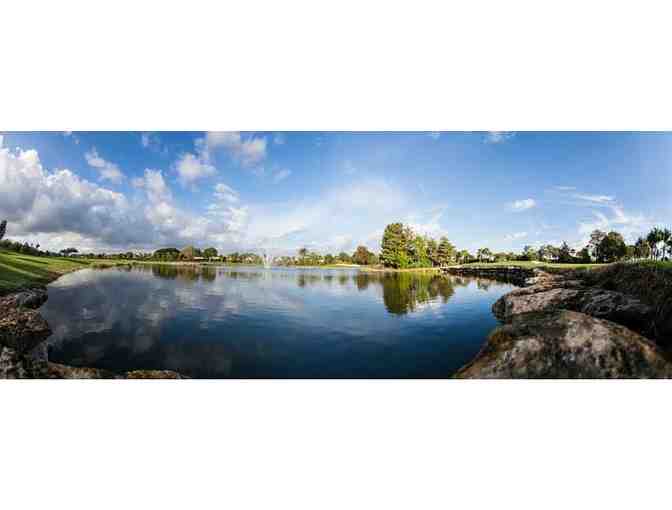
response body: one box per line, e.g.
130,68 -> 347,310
2,2 -> 672,509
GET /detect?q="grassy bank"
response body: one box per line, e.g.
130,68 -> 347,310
456,261 -> 606,270
0,250 -> 94,294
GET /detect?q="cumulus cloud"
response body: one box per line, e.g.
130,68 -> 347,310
205,132 -> 267,168
0,144 -> 253,253
176,152 -> 216,187
485,131 -> 515,144
508,198 -> 536,211
84,147 -> 124,183
214,182 -> 239,204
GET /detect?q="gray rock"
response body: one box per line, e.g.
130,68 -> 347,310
492,287 -> 582,321
0,307 -> 52,353
0,288 -> 48,309
455,310 -> 672,379
492,285 -> 655,337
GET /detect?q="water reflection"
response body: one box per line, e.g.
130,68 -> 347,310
41,265 -> 515,378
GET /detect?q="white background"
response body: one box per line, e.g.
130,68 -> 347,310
2,1 -> 672,509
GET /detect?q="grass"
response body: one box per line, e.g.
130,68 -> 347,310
0,250 -> 94,294
456,260 -> 606,270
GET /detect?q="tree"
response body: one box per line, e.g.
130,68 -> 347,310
456,250 -> 471,264
634,237 -> 650,260
589,230 -> 606,259
521,245 -> 537,261
203,247 -> 218,258
0,220 -> 6,242
181,246 -> 197,260
60,247 -> 78,256
380,222 -> 409,268
596,231 -> 627,263
352,245 -> 375,265
558,242 -> 574,263
577,247 -> 592,263
337,251 -> 351,263
437,237 -> 455,266
324,253 -> 335,264
298,247 -> 308,259
647,227 -> 663,260
426,238 -> 439,266
662,228 -> 671,260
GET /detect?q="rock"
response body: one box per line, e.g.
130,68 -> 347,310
576,289 -> 655,337
0,288 -> 48,309
125,370 -> 186,379
48,362 -> 117,379
47,363 -> 187,379
492,287 -> 582,321
455,310 -> 672,379
0,307 -> 52,353
0,342 -> 49,378
492,286 -> 655,337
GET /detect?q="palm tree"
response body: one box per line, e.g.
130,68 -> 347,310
647,228 -> 662,260
662,228 -> 671,260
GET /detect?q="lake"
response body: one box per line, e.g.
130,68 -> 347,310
41,265 -> 515,378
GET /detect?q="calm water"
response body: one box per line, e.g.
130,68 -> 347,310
41,265 -> 515,378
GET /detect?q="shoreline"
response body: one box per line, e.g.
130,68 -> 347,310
452,263 -> 672,378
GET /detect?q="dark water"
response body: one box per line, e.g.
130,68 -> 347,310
40,265 -> 515,378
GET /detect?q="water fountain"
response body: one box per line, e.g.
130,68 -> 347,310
260,248 -> 275,269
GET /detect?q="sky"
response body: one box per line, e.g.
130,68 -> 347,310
0,131 -> 670,256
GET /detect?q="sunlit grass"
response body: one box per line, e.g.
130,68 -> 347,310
0,250 -> 92,294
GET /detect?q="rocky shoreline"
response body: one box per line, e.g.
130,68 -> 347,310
0,287 -> 186,379
449,266 -> 672,378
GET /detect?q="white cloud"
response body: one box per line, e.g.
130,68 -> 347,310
572,193 -> 615,204
509,198 -> 536,212
485,131 -> 515,144
273,133 -> 286,145
214,182 -> 239,204
176,152 -> 216,187
428,132 -> 441,140
273,169 -> 292,183
504,231 -> 528,241
0,144 -> 254,253
84,147 -> 124,183
205,132 -> 267,168
578,206 -> 652,244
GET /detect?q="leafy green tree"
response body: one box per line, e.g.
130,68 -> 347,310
634,237 -> 650,260
596,231 -> 627,263
589,230 -> 606,259
558,242 -> 574,263
203,247 -> 218,258
324,253 -> 335,264
426,238 -> 439,266
381,222 -> 409,268
337,252 -> 351,263
437,237 -> 455,266
352,245 -> 375,265
521,245 -> 537,261
0,220 -> 6,242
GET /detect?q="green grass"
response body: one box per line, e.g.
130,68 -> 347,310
457,260 -> 606,270
0,250 -> 94,294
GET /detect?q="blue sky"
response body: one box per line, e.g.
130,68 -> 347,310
0,131 -> 669,255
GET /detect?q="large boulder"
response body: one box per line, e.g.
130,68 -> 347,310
492,285 -> 655,338
0,307 -> 52,378
455,310 -> 672,379
492,287 -> 582,321
0,288 -> 48,309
